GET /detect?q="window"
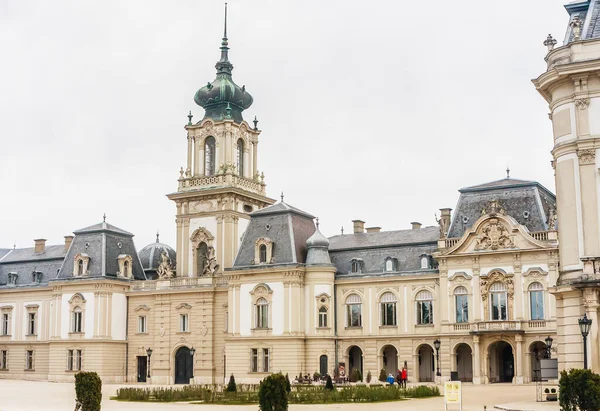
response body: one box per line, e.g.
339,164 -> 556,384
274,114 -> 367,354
7,272 -> 17,285
28,312 -> 36,335
259,244 -> 267,263
420,255 -> 430,269
350,259 -> 362,274
345,294 -> 362,327
138,316 -> 147,333
490,282 -> 507,320
67,349 -> 82,371
318,307 -> 328,328
1,313 -> 9,336
123,261 -> 129,277
180,314 -> 189,332
255,298 -> 269,329
380,292 -> 397,326
73,254 -> 90,277
237,139 -> 244,177
454,286 -> 469,323
529,282 -> 545,320
225,310 -> 229,332
416,290 -> 433,325
77,259 -> 84,276
25,350 -> 34,370
251,348 -> 258,372
263,348 -> 270,372
0,350 -> 6,369
72,308 -> 83,333
384,257 -> 397,272
204,136 -> 216,176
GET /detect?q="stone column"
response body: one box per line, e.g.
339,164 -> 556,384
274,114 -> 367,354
183,219 -> 190,277
472,335 -> 481,384
175,217 -> 183,277
252,142 -> 258,177
412,353 -> 419,382
188,135 -> 193,175
515,334 -> 524,384
584,288 -> 600,372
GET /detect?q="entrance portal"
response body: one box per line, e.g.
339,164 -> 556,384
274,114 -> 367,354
137,356 -> 147,383
488,341 -> 514,383
348,346 -> 363,378
175,346 -> 193,384
455,344 -> 473,382
418,344 -> 434,382
382,345 -> 398,377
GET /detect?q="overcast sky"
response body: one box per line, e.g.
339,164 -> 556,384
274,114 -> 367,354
0,0 -> 569,250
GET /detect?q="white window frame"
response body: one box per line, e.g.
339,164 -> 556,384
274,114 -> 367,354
318,306 -> 328,328
71,308 -> 83,333
255,298 -> 269,329
138,316 -> 147,333
25,350 -> 34,370
529,282 -> 545,320
27,312 -> 36,336
454,286 -> 469,323
416,290 -> 434,325
263,348 -> 270,372
0,350 -> 7,369
251,348 -> 258,372
489,282 -> 508,321
380,292 -> 397,326
1,313 -> 10,336
345,294 -> 362,327
180,314 -> 189,332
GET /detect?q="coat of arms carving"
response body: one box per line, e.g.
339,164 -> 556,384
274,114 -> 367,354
475,219 -> 514,251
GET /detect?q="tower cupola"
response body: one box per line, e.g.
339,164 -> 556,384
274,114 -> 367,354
193,3 -> 253,124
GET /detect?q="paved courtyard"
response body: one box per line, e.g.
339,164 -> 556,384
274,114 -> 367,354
0,380 -> 559,411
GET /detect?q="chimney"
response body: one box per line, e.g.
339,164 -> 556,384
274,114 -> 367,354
34,239 -> 46,254
411,222 -> 422,230
366,227 -> 381,233
64,236 -> 74,252
352,220 -> 365,234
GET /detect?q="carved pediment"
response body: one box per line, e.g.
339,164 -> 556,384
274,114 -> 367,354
475,218 -> 514,251
135,305 -> 151,312
176,303 -> 192,310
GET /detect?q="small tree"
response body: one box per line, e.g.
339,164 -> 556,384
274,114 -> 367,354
325,374 -> 334,390
313,371 -> 321,381
284,373 -> 291,393
226,374 -> 237,392
350,368 -> 363,383
379,368 -> 387,382
559,368 -> 600,411
366,370 -> 372,383
258,373 -> 288,411
74,371 -> 102,411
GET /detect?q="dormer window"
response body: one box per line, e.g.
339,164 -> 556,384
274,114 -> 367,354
420,254 -> 430,270
77,260 -> 83,275
7,273 -> 17,286
384,257 -> 397,272
73,254 -> 90,277
254,238 -> 273,264
350,258 -> 363,274
31,271 -> 42,284
117,254 -> 133,278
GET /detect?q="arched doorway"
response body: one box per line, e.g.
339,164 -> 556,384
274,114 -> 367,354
175,346 -> 193,384
319,355 -> 328,376
488,341 -> 514,383
417,345 -> 434,382
348,346 -> 363,378
455,344 -> 473,382
530,341 -> 548,382
382,345 -> 398,377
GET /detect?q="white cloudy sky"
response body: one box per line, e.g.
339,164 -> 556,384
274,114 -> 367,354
0,0 -> 568,250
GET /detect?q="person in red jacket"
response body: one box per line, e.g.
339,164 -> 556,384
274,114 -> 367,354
401,366 -> 408,388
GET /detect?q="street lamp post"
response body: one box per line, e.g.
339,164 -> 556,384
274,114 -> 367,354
579,314 -> 593,369
545,336 -> 553,359
433,339 -> 441,377
146,347 -> 153,379
190,347 -> 196,380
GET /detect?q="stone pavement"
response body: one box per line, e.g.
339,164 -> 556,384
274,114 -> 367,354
0,379 -> 559,411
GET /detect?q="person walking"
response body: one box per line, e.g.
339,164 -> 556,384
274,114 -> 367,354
401,366 -> 408,389
396,369 -> 402,386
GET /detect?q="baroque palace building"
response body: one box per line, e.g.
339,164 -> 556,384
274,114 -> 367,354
0,1 -> 594,385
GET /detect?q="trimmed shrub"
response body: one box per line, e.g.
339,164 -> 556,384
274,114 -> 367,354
325,375 -> 334,391
559,368 -> 600,411
258,373 -> 289,411
366,371 -> 372,383
285,373 -> 291,393
313,371 -> 320,381
378,368 -> 387,382
75,371 -> 102,411
226,374 -> 237,392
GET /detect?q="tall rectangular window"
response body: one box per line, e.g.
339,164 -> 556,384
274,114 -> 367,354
76,349 -> 82,371
1,313 -> 9,335
263,348 -> 270,372
28,312 -> 36,335
0,350 -> 7,369
25,350 -> 34,370
251,348 -> 258,372
67,350 -> 74,371
455,295 -> 469,323
318,307 -> 328,328
491,292 -> 507,320
180,314 -> 189,332
72,310 -> 83,333
138,316 -> 147,333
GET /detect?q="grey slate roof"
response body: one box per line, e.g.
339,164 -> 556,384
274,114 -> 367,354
564,0 -> 600,43
306,228 -> 333,266
138,238 -> 176,280
447,177 -> 556,238
233,201 -> 316,268
328,226 -> 439,276
0,245 -> 67,287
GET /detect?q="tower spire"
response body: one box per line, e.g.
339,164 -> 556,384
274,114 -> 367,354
216,3 -> 233,75
224,2 -> 228,38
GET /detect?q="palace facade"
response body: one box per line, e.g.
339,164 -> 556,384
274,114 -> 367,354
0,1 -> 596,386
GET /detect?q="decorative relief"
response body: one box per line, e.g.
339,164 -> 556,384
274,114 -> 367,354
481,200 -> 505,216
134,305 -> 151,312
547,208 -> 558,230
192,200 -> 217,212
575,98 -> 590,110
475,218 -> 515,251
176,303 -> 192,310
480,271 -> 514,320
577,149 -> 596,165
157,250 -> 174,279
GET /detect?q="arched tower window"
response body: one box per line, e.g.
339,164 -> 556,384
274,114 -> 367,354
197,242 -> 208,276
204,136 -> 216,176
236,139 -> 244,177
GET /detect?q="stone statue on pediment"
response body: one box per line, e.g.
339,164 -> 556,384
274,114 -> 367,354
157,250 -> 174,279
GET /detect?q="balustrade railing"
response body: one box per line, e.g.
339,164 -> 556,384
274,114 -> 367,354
530,231 -> 549,241
445,238 -> 460,248
472,321 -> 521,332
179,173 -> 265,194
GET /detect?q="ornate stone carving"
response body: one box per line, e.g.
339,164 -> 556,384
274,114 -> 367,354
578,149 -> 596,165
571,15 -> 583,41
575,98 -> 590,110
157,250 -> 174,279
547,208 -> 558,230
475,218 -> 514,251
480,271 -> 514,320
436,214 -> 449,239
481,200 -> 505,216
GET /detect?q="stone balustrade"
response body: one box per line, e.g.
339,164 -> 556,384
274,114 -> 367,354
178,173 -> 265,195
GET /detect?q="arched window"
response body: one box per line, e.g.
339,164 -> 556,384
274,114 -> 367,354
350,259 -> 362,274
385,258 -> 395,272
416,290 -> 433,325
236,139 -> 244,177
420,255 -> 429,269
529,282 -> 545,320
123,261 -> 129,278
204,136 -> 216,176
490,282 -> 507,321
380,292 -> 397,326
319,306 -> 328,328
454,286 -> 468,323
259,244 -> 267,263
319,354 -> 328,376
255,297 -> 269,329
346,294 -> 362,327
77,259 -> 84,276
197,242 -> 208,276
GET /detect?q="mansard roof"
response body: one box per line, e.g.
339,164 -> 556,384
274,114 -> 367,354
0,245 -> 67,288
564,0 -> 600,43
